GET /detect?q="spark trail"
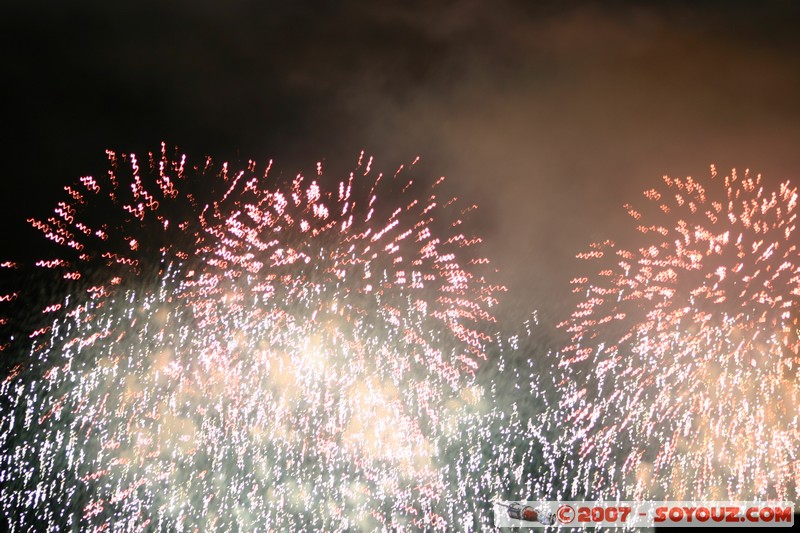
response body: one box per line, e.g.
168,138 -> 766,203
0,145 -> 521,531
558,166 -> 800,503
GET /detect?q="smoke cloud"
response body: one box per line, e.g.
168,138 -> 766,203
4,0 -> 800,328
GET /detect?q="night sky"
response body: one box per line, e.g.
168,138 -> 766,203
5,0 -> 800,325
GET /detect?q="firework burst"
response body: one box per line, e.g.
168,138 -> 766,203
558,166 -> 800,502
0,144 -> 507,530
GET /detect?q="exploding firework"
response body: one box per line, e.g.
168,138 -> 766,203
558,166 -> 800,503
0,144 -> 511,530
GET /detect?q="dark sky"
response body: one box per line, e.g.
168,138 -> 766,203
4,0 -> 800,325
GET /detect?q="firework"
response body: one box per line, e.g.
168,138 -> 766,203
558,166 -> 800,503
0,145 -> 509,530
